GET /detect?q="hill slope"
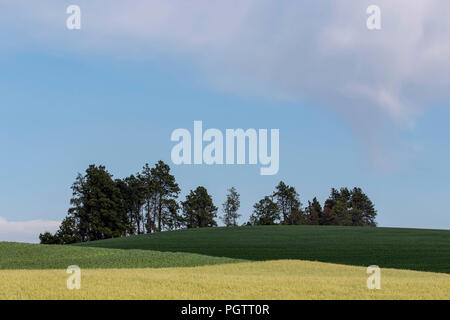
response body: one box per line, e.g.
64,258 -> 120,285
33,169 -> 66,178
0,242 -> 243,269
76,225 -> 450,273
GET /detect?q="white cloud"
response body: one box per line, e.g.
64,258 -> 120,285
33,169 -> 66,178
2,0 -> 450,166
0,217 -> 60,243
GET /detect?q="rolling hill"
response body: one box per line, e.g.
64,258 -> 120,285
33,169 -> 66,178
1,225 -> 449,299
0,242 -> 242,270
75,225 -> 450,273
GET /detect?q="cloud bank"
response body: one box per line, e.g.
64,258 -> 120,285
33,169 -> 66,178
0,217 -> 60,243
2,0 -> 450,166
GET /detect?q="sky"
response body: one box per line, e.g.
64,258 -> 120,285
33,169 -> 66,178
1,0 -> 449,242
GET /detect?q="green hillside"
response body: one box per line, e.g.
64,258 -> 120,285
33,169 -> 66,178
0,242 -> 243,270
1,226 -> 448,273
76,225 -> 450,273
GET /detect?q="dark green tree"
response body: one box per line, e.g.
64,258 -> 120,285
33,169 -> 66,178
162,199 -> 184,230
350,187 -> 377,226
336,188 -> 353,226
250,196 -> 280,225
323,188 -> 349,225
181,186 -> 218,228
40,165 -> 128,244
273,181 -> 304,225
221,187 -> 241,227
139,161 -> 180,233
117,175 -> 146,234
54,216 -> 82,244
39,232 -> 61,244
305,197 -> 322,225
322,187 -> 377,226
151,161 -> 180,232
67,165 -> 128,241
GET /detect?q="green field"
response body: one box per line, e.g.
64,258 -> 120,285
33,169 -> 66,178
75,225 -> 450,273
1,226 -> 449,273
1,225 -> 449,299
0,242 -> 242,270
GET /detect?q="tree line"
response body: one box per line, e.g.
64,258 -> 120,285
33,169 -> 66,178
39,161 -> 377,244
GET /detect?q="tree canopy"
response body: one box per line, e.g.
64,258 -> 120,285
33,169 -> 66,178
182,186 -> 218,228
40,166 -> 377,245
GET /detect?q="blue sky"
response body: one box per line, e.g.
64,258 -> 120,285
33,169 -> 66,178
1,1 -> 449,242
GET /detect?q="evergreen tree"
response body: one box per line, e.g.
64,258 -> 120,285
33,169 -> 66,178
54,216 -> 81,244
350,187 -> 377,226
323,188 -> 349,226
337,188 -> 353,226
305,197 -> 322,225
321,205 -> 336,225
181,186 -> 218,228
138,161 -> 180,233
39,232 -> 61,244
67,165 -> 128,241
162,199 -> 184,230
250,196 -> 280,225
40,165 -> 128,244
221,187 -> 241,227
322,187 -> 377,226
273,181 -> 304,225
151,161 -> 180,232
118,175 -> 146,234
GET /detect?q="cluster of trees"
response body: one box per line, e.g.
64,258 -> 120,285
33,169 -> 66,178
40,161 -> 377,244
248,181 -> 377,227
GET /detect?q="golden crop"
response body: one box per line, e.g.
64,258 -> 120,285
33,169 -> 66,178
1,260 -> 448,300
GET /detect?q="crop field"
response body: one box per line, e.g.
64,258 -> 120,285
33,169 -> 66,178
0,242 -> 242,269
1,260 -> 449,300
1,226 -> 449,299
77,225 -> 450,273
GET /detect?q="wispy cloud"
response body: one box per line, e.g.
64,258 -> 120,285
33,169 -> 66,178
0,217 -> 60,243
2,0 -> 450,166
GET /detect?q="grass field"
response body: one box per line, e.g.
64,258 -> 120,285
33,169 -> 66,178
76,225 -> 450,273
1,260 -> 448,300
1,225 -> 449,299
0,242 -> 242,269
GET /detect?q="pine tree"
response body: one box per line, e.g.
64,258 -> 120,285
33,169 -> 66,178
118,175 -> 146,234
181,186 -> 218,228
151,160 -> 180,232
305,197 -> 322,225
162,199 -> 184,230
273,181 -> 304,225
138,161 -> 180,233
350,187 -> 377,226
41,165 -> 129,243
250,196 -> 280,225
67,165 -> 128,241
322,187 -> 377,226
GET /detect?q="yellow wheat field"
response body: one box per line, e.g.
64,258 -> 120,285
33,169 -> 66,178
0,260 -> 449,300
